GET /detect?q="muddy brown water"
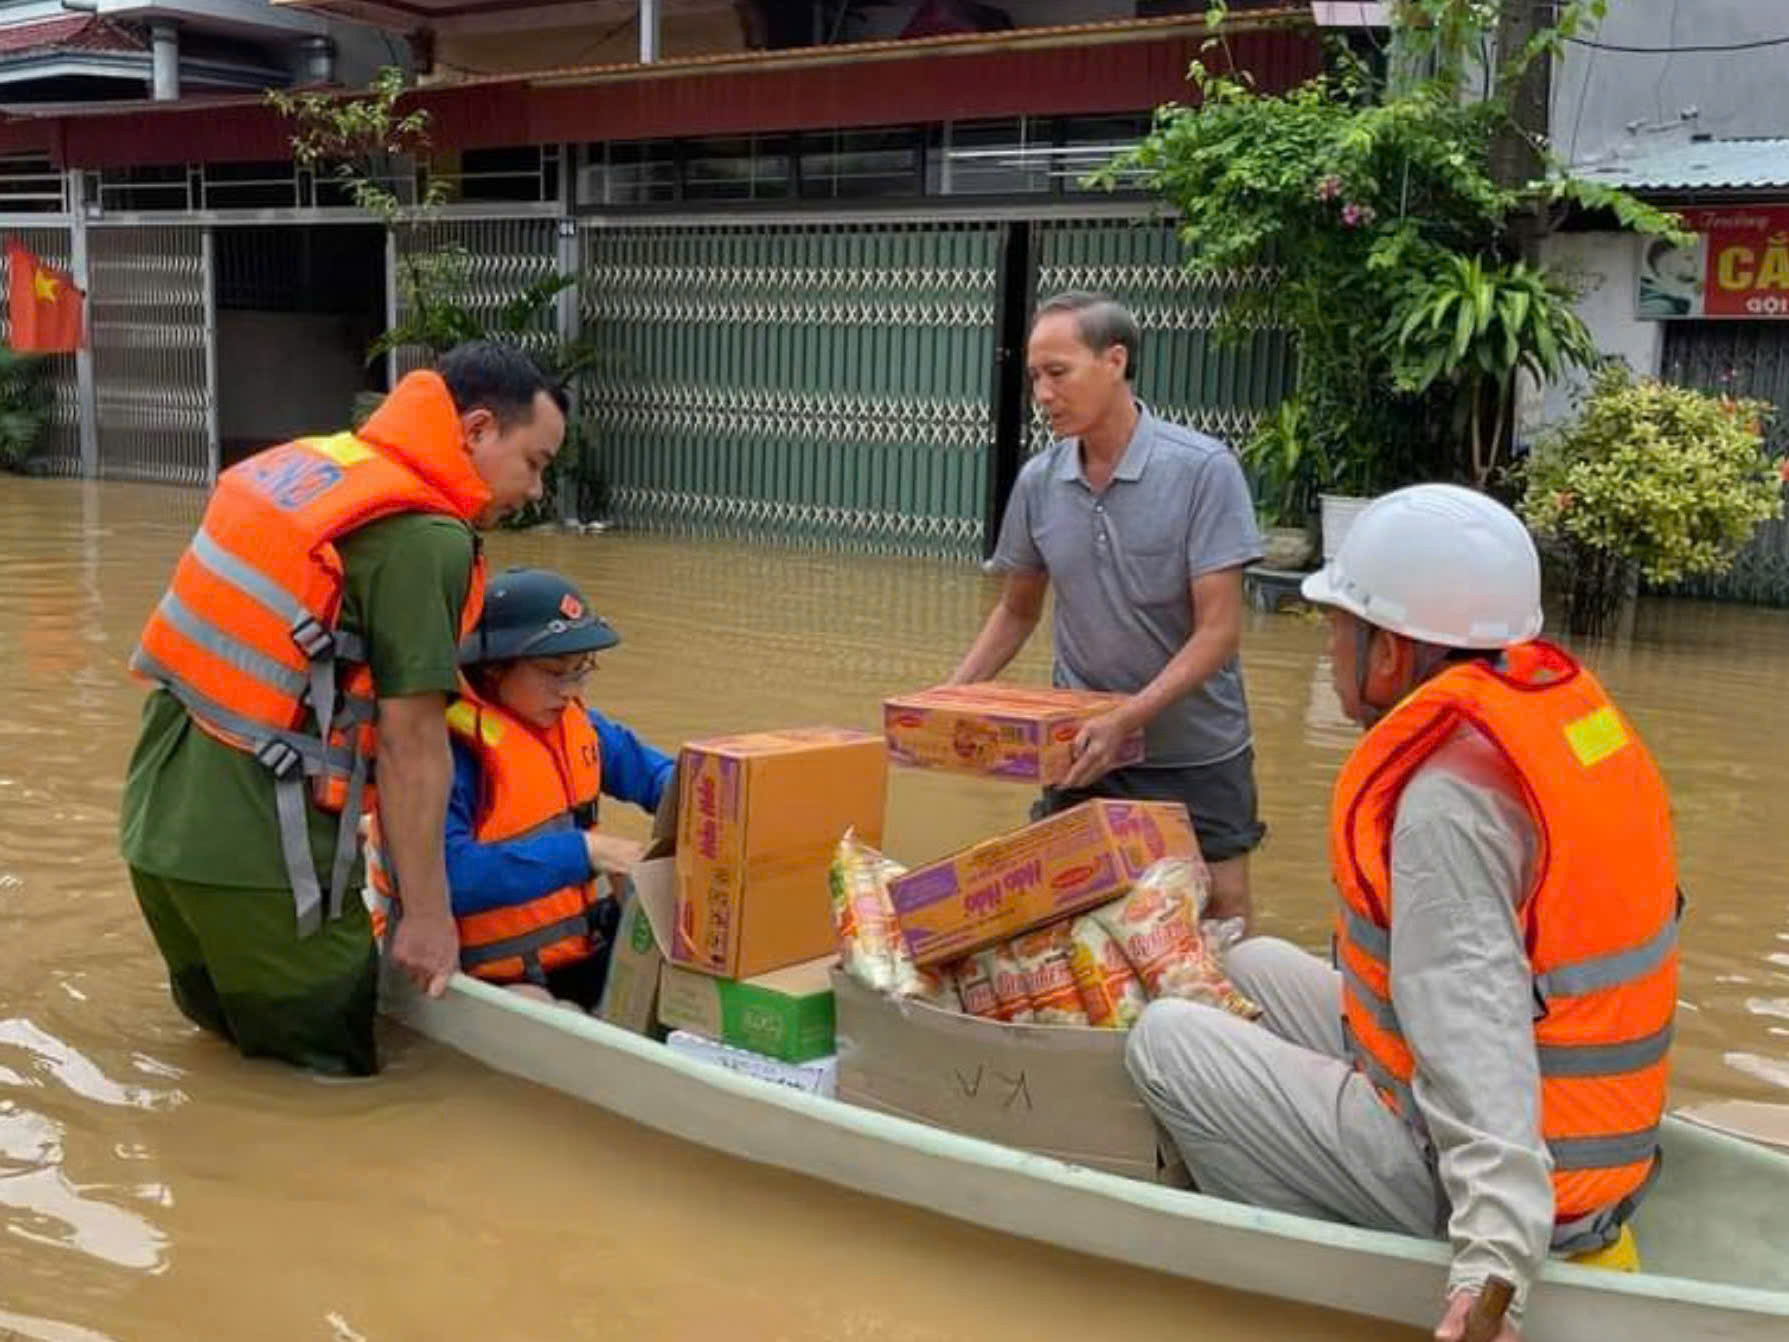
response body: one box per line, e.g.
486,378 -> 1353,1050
1,478 -> 1784,1340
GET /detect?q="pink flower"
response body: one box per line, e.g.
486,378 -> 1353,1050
1340,202 -> 1375,228
1315,175 -> 1343,202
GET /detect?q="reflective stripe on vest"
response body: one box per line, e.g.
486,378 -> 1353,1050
1535,918 -> 1678,1003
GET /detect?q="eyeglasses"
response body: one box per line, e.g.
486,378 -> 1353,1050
529,655 -> 599,689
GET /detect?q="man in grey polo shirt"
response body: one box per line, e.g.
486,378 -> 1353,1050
949,292 -> 1265,926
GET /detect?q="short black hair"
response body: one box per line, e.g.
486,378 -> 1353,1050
1034,291 -> 1140,383
436,341 -> 568,426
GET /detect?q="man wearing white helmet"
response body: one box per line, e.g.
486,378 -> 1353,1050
1126,484 -> 1680,1340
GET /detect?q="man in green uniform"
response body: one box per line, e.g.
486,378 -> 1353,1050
120,341 -> 566,1075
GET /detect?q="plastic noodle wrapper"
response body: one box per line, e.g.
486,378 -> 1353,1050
985,944 -> 1037,1023
828,829 -> 936,999
1066,913 -> 1149,1029
952,954 -> 1000,1019
1201,916 -> 1246,956
1010,923 -> 1089,1026
909,963 -> 962,1012
1093,859 -> 1260,1020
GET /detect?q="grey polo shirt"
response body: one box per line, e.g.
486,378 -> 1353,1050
991,408 -> 1263,768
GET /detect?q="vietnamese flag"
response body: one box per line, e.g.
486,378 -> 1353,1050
7,239 -> 84,353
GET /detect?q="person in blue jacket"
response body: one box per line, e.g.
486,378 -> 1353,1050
439,567 -> 672,1008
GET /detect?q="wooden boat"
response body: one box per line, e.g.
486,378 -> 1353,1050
384,971 -> 1789,1341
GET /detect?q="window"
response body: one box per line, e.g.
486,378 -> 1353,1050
447,145 -> 555,203
683,135 -> 792,202
0,155 -> 63,213
96,164 -> 189,213
926,119 -> 1049,196
589,141 -> 680,206
798,127 -> 922,200
202,161 -> 299,211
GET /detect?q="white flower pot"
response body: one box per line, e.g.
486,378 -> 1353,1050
1319,493 -> 1372,562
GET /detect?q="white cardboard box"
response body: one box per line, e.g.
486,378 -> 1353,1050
664,1029 -> 838,1098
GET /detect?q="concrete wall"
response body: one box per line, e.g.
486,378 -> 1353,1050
1555,0 -> 1789,167
217,311 -> 369,454
1526,230 -> 1664,432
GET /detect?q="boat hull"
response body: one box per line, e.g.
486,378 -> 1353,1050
386,972 -> 1789,1340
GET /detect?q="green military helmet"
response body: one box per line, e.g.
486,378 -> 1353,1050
459,567 -> 620,666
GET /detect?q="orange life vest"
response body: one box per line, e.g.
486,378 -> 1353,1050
129,371 -> 491,935
1331,640 -> 1678,1243
370,691 -> 606,985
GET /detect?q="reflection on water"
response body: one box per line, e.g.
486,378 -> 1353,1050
0,476 -> 1785,1338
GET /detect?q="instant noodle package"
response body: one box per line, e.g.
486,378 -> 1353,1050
831,837 -> 1257,1028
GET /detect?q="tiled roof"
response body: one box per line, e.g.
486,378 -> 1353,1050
0,17 -> 145,60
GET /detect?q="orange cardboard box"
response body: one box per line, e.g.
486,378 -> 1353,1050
883,682 -> 1145,785
674,727 -> 887,979
887,800 -> 1199,967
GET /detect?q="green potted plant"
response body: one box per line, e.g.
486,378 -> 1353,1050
1382,251 -> 1597,491
1240,397 -> 1326,569
1518,364 -> 1786,637
0,346 -> 52,474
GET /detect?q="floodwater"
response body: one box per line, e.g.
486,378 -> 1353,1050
1,476 -> 1785,1341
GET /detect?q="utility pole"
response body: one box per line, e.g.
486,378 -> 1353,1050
1490,0 -> 1553,254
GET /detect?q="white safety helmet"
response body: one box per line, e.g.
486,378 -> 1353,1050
1300,484 -> 1544,649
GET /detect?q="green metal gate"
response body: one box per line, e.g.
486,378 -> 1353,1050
1029,218 -> 1295,455
1660,321 -> 1789,605
581,220 -> 1000,558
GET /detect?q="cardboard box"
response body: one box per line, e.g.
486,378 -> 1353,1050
884,683 -> 1145,785
832,972 -> 1183,1183
594,882 -> 668,1036
675,728 -> 887,979
657,953 -> 837,1063
593,766 -> 683,1034
888,800 -> 1199,966
665,1030 -> 838,1098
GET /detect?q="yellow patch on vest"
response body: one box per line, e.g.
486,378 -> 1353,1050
305,432 -> 376,467
445,699 -> 503,746
1564,706 -> 1629,768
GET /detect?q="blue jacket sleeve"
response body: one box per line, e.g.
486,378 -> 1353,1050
590,709 -> 674,813
443,740 -> 594,917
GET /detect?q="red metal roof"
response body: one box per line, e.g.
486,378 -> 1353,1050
0,10 -> 1321,169
0,16 -> 145,59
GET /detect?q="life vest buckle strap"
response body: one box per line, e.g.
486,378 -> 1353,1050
289,615 -> 335,661
255,738 -> 305,781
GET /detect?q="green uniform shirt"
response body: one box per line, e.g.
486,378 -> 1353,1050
120,513 -> 476,890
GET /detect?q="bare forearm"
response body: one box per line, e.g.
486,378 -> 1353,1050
949,604 -> 1038,684
378,700 -> 455,921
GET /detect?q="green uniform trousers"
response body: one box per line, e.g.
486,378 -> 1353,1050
129,867 -> 380,1076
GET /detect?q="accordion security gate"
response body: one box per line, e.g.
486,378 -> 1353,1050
1029,218 -> 1295,458
388,216 -> 561,379
58,209 -> 1295,562
87,223 -> 214,486
581,215 -> 1294,559
581,220 -> 1002,559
